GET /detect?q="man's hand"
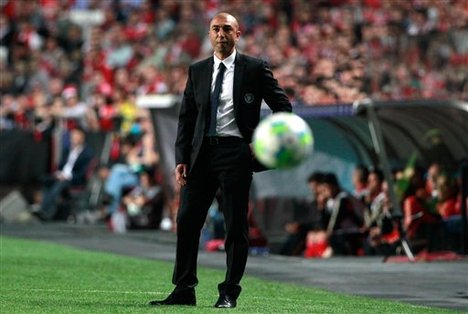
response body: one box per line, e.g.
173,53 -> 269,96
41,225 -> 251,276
248,143 -> 255,157
175,164 -> 188,186
54,171 -> 67,181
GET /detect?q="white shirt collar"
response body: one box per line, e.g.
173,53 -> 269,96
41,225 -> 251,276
213,49 -> 236,69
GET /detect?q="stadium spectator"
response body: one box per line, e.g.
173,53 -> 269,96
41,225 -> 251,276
352,164 -> 369,199
361,170 -> 399,256
121,165 -> 164,230
362,169 -> 385,216
436,173 -> 460,219
103,132 -> 155,217
304,173 -> 366,257
33,126 -> 94,221
402,167 -> 442,252
55,85 -> 98,131
279,171 -> 326,256
425,162 -> 442,199
435,172 -> 463,251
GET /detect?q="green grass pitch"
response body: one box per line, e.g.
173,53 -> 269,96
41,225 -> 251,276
0,236 -> 454,313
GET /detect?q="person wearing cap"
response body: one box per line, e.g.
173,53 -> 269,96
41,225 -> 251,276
58,85 -> 96,130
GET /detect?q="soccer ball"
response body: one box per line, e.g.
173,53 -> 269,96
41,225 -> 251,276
253,112 -> 314,169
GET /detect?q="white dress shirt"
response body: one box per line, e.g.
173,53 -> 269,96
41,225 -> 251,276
60,145 -> 83,180
212,50 -> 243,138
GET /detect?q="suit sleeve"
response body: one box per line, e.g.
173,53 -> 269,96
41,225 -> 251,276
58,149 -> 68,170
259,61 -> 292,113
175,66 -> 197,165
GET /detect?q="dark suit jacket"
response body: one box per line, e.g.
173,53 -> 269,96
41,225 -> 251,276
58,145 -> 94,186
175,53 -> 292,173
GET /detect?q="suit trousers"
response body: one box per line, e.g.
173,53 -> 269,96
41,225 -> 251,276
173,137 -> 252,298
40,176 -> 71,220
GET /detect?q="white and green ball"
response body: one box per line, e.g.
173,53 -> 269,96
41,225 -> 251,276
253,112 -> 314,169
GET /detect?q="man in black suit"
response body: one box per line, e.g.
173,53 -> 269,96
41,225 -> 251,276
36,127 -> 94,221
149,12 -> 292,308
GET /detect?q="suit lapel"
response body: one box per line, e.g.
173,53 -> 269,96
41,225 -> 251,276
233,53 -> 245,114
201,58 -> 214,111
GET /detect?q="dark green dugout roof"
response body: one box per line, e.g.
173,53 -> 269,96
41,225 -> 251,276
264,99 -> 468,169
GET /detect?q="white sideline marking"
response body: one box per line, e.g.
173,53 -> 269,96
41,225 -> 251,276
4,288 -> 162,295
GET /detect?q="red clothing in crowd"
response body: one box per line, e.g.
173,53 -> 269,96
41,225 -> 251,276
403,195 -> 439,238
437,198 -> 461,219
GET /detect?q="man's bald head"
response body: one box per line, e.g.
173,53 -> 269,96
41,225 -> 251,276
210,12 -> 239,31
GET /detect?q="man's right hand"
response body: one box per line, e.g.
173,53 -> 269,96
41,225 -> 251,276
175,164 -> 188,186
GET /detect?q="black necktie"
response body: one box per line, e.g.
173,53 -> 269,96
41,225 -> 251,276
208,62 -> 226,136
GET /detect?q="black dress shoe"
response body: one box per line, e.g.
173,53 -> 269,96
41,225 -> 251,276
149,290 -> 196,306
214,295 -> 236,308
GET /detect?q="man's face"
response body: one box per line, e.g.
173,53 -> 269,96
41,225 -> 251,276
209,14 -> 240,57
320,183 -> 332,199
70,129 -> 85,147
367,173 -> 382,194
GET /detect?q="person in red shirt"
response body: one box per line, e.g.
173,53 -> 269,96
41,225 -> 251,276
436,174 -> 460,219
403,168 -> 441,251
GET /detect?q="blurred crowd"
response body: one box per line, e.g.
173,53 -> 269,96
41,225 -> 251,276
280,162 -> 466,258
1,0 -> 467,136
0,0 -> 466,255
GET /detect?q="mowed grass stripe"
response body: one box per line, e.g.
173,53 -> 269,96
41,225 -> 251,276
0,236 -> 454,313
